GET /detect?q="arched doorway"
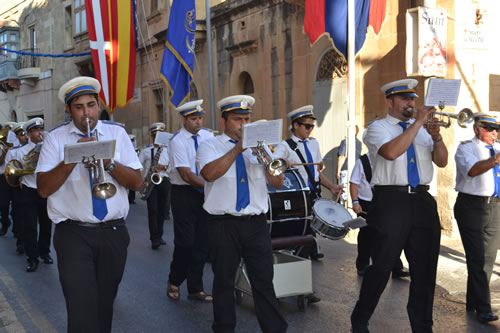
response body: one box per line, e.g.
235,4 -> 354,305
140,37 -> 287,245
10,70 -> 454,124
312,48 -> 348,188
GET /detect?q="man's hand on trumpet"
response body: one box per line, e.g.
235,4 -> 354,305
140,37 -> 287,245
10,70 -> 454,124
424,115 -> 443,142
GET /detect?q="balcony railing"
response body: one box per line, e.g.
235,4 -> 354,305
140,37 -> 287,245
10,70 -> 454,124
17,48 -> 40,69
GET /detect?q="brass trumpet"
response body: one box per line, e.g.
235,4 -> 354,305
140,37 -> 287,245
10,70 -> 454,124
411,107 -> 474,128
85,118 -> 117,200
251,141 -> 287,176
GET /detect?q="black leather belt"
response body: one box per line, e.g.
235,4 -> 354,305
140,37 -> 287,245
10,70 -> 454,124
62,218 -> 125,228
458,192 -> 500,204
213,213 -> 265,221
374,185 -> 430,194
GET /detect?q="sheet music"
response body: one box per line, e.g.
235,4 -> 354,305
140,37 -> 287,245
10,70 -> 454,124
424,78 -> 461,107
154,131 -> 174,146
64,140 -> 116,164
242,119 -> 282,149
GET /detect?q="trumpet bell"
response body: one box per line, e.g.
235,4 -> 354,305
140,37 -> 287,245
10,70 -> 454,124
269,158 -> 287,176
457,108 -> 474,128
92,183 -> 117,200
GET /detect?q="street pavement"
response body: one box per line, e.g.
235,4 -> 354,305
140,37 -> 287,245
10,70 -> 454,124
0,199 -> 498,332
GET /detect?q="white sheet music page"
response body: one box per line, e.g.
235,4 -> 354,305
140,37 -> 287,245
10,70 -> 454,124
424,78 -> 461,107
242,119 -> 282,149
154,131 -> 174,146
64,140 -> 116,164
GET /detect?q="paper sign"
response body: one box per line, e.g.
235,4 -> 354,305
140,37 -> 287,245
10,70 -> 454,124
424,78 -> 461,107
242,119 -> 282,149
154,131 -> 174,146
64,140 -> 116,164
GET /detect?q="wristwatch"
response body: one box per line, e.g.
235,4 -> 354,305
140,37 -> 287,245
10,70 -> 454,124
105,159 -> 116,173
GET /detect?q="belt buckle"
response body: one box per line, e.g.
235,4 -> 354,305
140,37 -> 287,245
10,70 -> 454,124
488,196 -> 498,204
408,185 -> 417,194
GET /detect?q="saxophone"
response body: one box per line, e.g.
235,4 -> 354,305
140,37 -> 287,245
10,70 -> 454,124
140,145 -> 165,200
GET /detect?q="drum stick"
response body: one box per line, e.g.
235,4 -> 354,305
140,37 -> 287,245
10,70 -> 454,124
347,208 -> 368,215
291,162 -> 323,166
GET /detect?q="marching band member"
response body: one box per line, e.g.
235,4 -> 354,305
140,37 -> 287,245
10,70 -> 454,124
13,123 -> 28,147
273,106 -> 342,261
36,76 -> 143,333
11,118 -> 52,272
197,95 -> 288,333
454,112 -> 500,323
351,79 -> 448,333
139,122 -> 171,249
0,125 -> 13,236
166,100 -> 213,302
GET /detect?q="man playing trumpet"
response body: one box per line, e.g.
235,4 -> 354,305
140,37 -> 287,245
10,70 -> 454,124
36,76 -> 143,333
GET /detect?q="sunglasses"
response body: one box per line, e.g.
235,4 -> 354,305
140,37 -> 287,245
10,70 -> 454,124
298,123 -> 315,130
480,125 -> 499,132
17,131 -> 26,136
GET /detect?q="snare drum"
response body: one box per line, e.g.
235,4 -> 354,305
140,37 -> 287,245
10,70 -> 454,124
267,169 -> 312,238
310,199 -> 352,240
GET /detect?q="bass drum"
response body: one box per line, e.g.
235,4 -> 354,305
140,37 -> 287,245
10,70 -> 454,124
310,199 -> 352,240
267,168 -> 312,238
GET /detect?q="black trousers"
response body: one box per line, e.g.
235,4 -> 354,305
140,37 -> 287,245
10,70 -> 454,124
0,175 -> 12,229
356,199 -> 404,272
352,188 -> 441,333
454,192 -> 500,313
18,186 -> 51,260
146,178 -> 171,242
208,213 -> 287,333
168,185 -> 209,293
53,221 -> 130,333
11,186 -> 23,243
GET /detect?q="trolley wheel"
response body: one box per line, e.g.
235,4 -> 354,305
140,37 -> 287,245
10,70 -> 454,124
297,295 -> 306,311
235,290 -> 243,305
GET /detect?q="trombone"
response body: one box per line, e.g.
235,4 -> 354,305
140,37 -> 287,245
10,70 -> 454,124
84,118 -> 117,200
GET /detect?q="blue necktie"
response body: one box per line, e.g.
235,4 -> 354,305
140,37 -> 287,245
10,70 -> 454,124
229,139 -> 250,211
486,145 -> 500,197
300,140 -> 316,190
80,132 -> 108,220
398,122 -> 420,188
192,135 -> 199,175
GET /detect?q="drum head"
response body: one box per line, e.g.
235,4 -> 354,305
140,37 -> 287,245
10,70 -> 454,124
312,199 -> 353,228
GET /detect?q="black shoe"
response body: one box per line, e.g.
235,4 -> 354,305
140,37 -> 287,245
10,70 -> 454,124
159,239 -> 166,245
310,252 -> 324,261
40,254 -> 53,264
16,244 -> 25,255
306,294 -> 321,304
151,241 -> 160,250
477,311 -> 499,323
357,268 -> 366,277
351,323 -> 370,333
392,269 -> 410,279
26,259 -> 39,272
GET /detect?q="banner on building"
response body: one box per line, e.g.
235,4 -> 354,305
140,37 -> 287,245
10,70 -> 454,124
160,0 -> 195,109
85,0 -> 137,112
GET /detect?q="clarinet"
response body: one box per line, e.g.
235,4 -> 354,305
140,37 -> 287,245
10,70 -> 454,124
139,145 -> 165,200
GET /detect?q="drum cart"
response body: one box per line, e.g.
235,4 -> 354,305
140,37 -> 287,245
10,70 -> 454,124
234,235 -> 315,311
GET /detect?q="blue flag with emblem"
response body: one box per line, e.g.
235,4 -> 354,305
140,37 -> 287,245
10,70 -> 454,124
160,0 -> 195,108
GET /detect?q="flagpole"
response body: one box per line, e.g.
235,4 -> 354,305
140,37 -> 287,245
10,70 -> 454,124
206,0 -> 216,130
347,0 -> 356,203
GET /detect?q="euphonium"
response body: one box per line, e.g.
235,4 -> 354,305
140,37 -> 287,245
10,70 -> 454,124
4,144 -> 41,187
251,141 -> 287,176
85,118 -> 117,200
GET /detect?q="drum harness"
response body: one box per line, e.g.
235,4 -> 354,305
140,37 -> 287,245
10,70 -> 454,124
286,139 -> 321,199
359,154 -> 372,183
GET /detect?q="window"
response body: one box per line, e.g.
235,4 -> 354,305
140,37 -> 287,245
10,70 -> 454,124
29,26 -> 36,49
75,0 -> 87,34
65,6 -> 73,48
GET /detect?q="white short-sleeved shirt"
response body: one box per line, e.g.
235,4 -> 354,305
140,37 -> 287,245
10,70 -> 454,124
36,120 -> 143,223
364,114 -> 435,186
197,133 -> 269,216
273,135 -> 322,184
455,136 -> 500,196
349,155 -> 373,201
139,144 -> 169,178
7,140 -> 37,188
168,127 -> 213,186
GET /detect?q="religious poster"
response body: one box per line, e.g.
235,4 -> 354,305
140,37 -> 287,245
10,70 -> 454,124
417,7 -> 447,77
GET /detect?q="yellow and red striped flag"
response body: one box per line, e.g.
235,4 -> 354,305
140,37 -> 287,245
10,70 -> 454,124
85,0 -> 137,112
